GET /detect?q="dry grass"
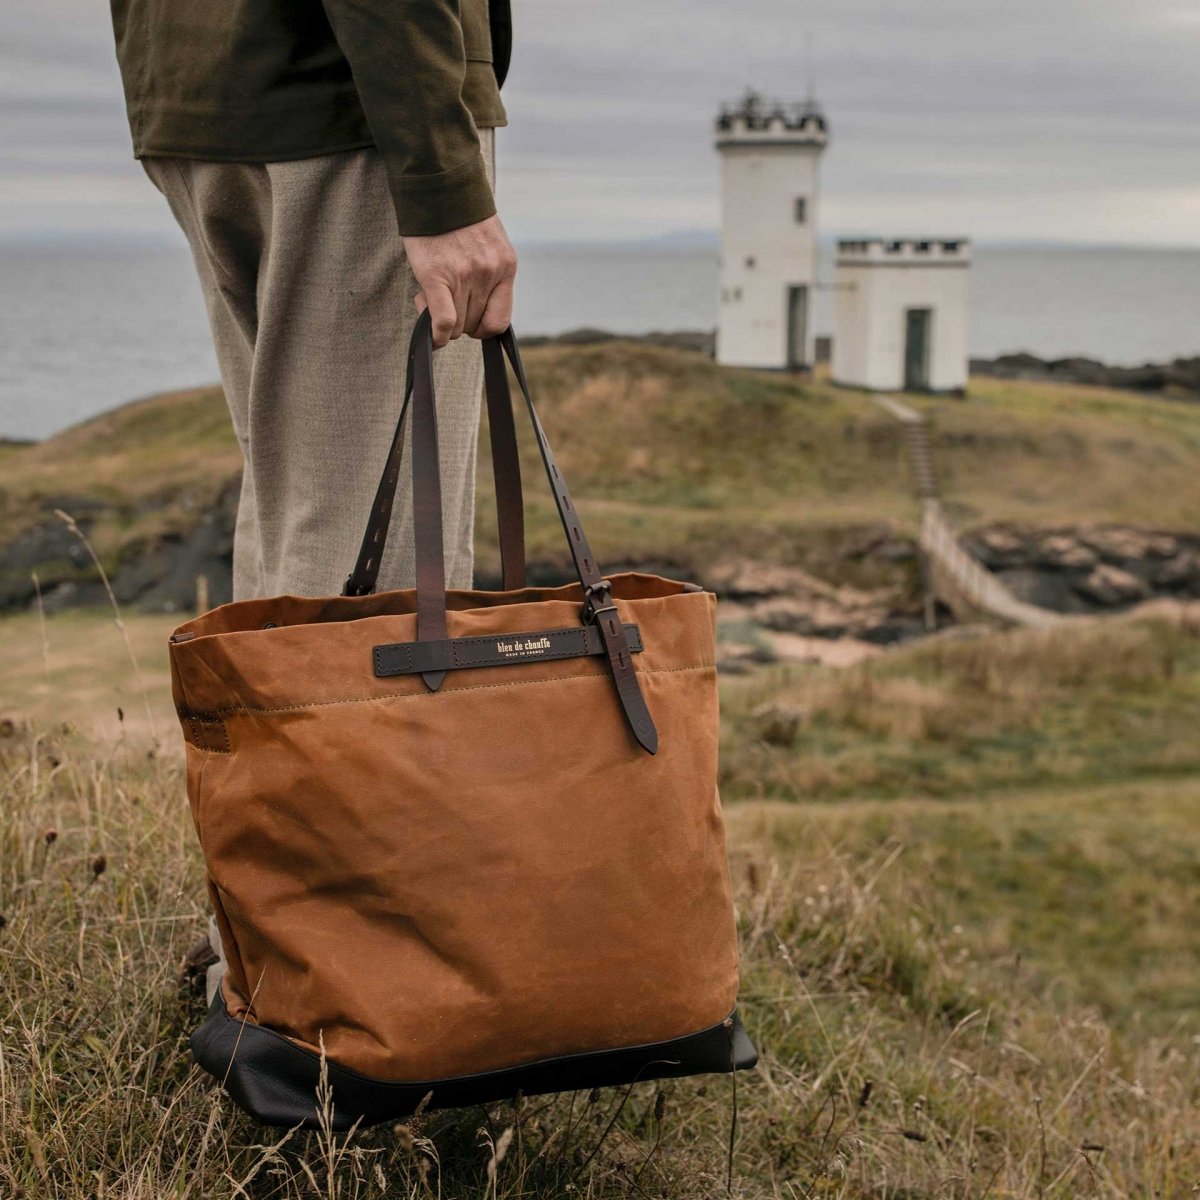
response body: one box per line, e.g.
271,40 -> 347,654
1,532 -> 1199,1194
1,707 -> 1197,1196
0,608 -> 176,741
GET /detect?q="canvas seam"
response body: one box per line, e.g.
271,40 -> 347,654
202,662 -> 714,719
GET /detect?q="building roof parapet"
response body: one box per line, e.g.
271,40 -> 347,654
837,237 -> 972,264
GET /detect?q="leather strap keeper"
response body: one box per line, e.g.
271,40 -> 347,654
374,622 -> 644,678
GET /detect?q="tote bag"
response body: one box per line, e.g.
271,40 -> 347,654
169,313 -> 756,1128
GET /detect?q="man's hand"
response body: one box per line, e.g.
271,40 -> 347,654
403,215 -> 517,348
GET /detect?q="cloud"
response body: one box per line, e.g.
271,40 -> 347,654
5,0 -> 1199,245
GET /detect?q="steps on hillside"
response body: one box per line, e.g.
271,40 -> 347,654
872,394 -> 1062,629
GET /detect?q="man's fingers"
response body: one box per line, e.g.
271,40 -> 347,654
402,215 -> 517,347
450,291 -> 468,344
421,281 -> 458,348
475,275 -> 514,340
462,284 -> 489,339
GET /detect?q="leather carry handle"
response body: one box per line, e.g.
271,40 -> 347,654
345,312 -> 658,755
345,325 -> 525,600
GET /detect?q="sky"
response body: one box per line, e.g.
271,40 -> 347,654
4,0 -> 1199,247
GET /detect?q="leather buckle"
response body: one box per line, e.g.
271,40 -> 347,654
581,579 -> 616,624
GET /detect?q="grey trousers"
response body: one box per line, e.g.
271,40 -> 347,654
145,129 -> 495,601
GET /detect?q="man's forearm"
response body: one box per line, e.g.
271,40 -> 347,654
318,0 -> 496,236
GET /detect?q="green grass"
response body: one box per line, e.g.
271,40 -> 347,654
2,608 -> 1199,1196
720,610 -> 1200,803
8,346 -> 1200,590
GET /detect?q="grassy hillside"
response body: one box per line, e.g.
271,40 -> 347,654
2,608 -> 1199,1196
5,346 -> 1200,597
4,349 -> 1200,1194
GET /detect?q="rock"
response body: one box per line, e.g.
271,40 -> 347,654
975,528 -> 1026,561
1079,527 -> 1162,562
995,567 -> 1095,614
1036,534 -> 1097,570
707,560 -> 812,600
0,514 -> 95,609
111,476 -> 238,612
520,328 -> 716,356
40,578 -> 109,613
716,642 -> 770,675
834,523 -> 897,560
709,559 -> 884,608
970,352 -> 1200,400
1074,564 -> 1150,607
769,632 -> 883,667
859,616 -> 930,645
1152,552 -> 1200,591
873,538 -> 918,563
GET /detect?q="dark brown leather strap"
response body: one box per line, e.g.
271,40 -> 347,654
374,622 -> 643,678
345,323 -> 526,599
494,330 -> 658,754
346,316 -> 659,754
482,337 -> 526,590
343,367 -> 414,600
408,314 -> 448,690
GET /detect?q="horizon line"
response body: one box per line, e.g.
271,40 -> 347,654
2,229 -> 1200,256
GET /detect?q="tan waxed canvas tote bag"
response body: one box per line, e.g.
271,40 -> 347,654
168,314 -> 756,1128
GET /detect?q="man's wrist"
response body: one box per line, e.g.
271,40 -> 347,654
386,154 -> 497,237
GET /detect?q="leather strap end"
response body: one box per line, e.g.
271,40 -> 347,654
634,720 -> 658,756
421,669 -> 447,692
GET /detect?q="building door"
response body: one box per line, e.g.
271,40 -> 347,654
904,308 -> 932,391
786,286 -> 808,369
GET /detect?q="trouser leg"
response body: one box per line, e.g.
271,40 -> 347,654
144,129 -> 495,601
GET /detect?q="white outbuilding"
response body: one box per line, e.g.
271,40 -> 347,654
833,238 -> 971,394
715,91 -> 827,370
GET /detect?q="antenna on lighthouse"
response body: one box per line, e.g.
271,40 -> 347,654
805,32 -> 817,104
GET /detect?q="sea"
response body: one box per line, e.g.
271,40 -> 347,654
2,238 -> 1198,442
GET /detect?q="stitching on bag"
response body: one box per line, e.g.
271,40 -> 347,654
372,644 -> 412,675
205,662 -> 714,719
185,715 -> 232,754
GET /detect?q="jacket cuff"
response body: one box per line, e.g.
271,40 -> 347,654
385,152 -> 497,237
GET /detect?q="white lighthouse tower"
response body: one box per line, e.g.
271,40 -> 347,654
715,90 -> 828,370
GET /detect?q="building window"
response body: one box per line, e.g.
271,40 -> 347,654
794,197 -> 807,224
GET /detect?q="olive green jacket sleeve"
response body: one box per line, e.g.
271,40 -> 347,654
318,0 -> 497,236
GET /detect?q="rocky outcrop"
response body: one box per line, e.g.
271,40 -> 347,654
521,328 -> 716,356
704,560 -> 924,671
706,560 -> 923,644
0,477 -> 237,615
965,524 -> 1200,614
970,353 -> 1200,400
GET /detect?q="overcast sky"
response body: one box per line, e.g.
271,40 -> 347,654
4,0 -> 1199,247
